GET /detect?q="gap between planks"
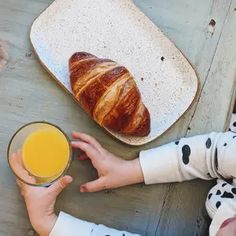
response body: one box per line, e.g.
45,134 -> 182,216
186,0 -> 233,137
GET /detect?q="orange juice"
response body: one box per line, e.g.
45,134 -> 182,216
22,128 -> 70,178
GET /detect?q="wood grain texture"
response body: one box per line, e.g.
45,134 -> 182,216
133,1 -> 236,235
0,0 -> 235,235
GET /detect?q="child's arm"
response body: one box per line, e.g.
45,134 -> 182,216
216,216 -> 236,236
71,131 -> 236,236
139,131 -> 236,236
71,132 -> 144,192
139,131 -> 236,184
50,212 -> 140,236
12,152 -> 140,236
72,132 -> 236,192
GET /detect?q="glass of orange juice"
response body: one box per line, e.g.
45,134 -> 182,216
8,121 -> 72,186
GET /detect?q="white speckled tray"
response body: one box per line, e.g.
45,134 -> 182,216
30,0 -> 199,146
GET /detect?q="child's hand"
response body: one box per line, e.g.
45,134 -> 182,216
71,132 -> 144,192
16,175 -> 72,236
12,153 -> 73,236
217,217 -> 236,236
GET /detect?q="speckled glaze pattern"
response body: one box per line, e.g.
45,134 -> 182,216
30,0 -> 199,146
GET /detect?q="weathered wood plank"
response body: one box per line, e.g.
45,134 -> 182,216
0,0 -> 235,235
133,1 -> 233,235
147,1 -> 236,235
134,0 -> 232,142
188,1 -> 236,133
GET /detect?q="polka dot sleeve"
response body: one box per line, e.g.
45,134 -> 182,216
139,132 -> 236,184
206,180 -> 236,235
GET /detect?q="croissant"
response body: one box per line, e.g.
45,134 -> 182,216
69,52 -> 150,136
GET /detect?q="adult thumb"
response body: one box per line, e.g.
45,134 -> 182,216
49,175 -> 73,198
80,178 -> 106,193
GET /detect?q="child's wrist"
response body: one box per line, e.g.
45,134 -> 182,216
125,158 -> 144,185
32,213 -> 57,236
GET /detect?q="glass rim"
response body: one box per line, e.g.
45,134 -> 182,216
7,121 -> 72,187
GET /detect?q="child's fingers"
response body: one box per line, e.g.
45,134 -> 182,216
80,177 -> 106,193
16,178 -> 24,189
16,178 -> 34,197
78,153 -> 89,161
10,152 -> 22,169
71,141 -> 99,161
11,152 -> 37,185
72,132 -> 102,150
48,175 -> 73,198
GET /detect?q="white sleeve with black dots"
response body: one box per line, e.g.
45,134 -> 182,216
139,131 -> 236,184
228,113 -> 236,132
206,180 -> 236,218
206,180 -> 236,235
49,212 -> 141,236
139,131 -> 236,235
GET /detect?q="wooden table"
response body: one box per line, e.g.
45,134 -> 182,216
0,0 -> 235,235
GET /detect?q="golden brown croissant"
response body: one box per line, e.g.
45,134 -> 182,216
69,52 -> 150,136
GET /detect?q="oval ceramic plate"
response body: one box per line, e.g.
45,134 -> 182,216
30,0 -> 199,146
